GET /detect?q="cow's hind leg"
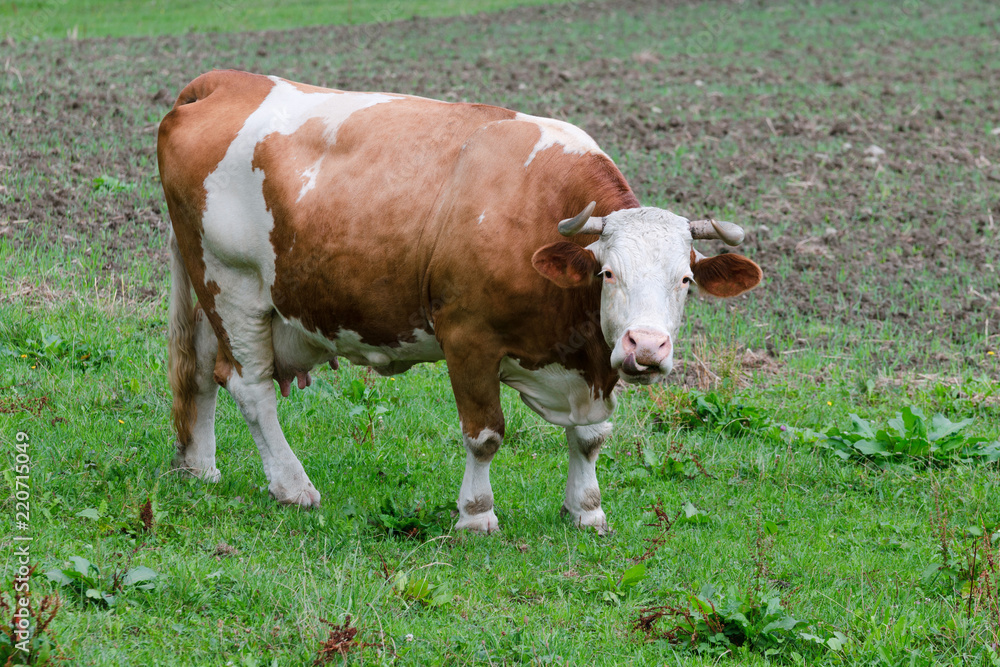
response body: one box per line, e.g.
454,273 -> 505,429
214,310 -> 320,508
168,232 -> 221,482
225,370 -> 321,507
171,308 -> 222,481
562,422 -> 612,534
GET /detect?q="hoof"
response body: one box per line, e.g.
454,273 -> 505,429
561,505 -> 609,536
269,476 -> 321,507
455,509 -> 500,534
171,453 -> 221,483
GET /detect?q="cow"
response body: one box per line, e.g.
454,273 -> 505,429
157,69 -> 761,534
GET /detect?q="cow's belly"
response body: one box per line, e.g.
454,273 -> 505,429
274,314 -> 444,376
499,357 -> 616,427
328,326 -> 445,374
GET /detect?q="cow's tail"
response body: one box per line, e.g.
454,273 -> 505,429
168,232 -> 197,451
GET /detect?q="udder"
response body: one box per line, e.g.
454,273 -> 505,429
271,317 -> 336,397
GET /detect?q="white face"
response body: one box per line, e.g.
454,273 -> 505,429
587,207 -> 695,385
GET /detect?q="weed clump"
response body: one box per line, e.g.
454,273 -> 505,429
821,406 -> 1000,465
393,573 -> 454,608
0,565 -> 63,666
634,441 -> 712,481
138,499 -> 154,534
44,554 -> 158,608
634,584 -> 846,659
0,328 -> 116,371
635,501 -> 679,562
917,510 -> 1000,658
666,391 -> 1000,468
673,390 -> 775,437
966,530 -> 1000,653
342,372 -> 391,448
313,615 -> 371,665
368,496 -> 451,540
635,514 -> 844,660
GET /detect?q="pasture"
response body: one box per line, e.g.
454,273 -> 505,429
1,0 -> 999,664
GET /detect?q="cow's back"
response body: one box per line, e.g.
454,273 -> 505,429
254,83 -> 521,345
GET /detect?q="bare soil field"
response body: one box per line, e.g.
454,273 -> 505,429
2,0 -> 998,370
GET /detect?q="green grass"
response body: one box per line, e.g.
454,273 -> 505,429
2,294 -> 998,665
0,0 -> 572,40
2,0 -> 1000,664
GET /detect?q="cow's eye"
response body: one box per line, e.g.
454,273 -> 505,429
602,269 -> 615,283
682,275 -> 693,286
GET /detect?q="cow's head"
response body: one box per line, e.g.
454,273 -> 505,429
532,202 -> 762,385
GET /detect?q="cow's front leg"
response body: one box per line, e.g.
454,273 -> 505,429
446,352 -> 504,533
456,424 -> 503,533
562,421 -> 612,534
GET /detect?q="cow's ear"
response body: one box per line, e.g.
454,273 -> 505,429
532,242 -> 600,288
690,250 -> 762,297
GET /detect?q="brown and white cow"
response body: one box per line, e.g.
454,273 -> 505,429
158,70 -> 761,533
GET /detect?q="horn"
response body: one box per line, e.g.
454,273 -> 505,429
689,218 -> 745,246
558,201 -> 604,236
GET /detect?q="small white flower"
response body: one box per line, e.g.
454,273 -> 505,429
405,633 -> 414,642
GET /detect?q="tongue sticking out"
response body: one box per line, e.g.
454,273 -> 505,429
622,353 -> 649,375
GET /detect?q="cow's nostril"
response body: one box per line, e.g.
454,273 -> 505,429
622,330 -> 672,368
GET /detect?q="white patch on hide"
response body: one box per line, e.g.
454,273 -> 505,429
515,112 -> 606,167
296,156 -> 324,202
310,90 -> 402,145
499,357 -> 615,426
330,328 -> 444,368
274,316 -> 444,372
202,78 -> 400,293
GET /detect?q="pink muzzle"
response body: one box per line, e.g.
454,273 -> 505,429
620,328 -> 671,376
